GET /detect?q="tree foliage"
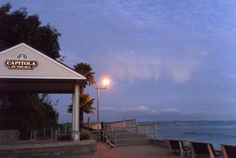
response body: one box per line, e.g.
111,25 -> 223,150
0,94 -> 58,130
0,93 -> 58,139
0,3 -> 61,59
68,93 -> 95,114
74,63 -> 96,94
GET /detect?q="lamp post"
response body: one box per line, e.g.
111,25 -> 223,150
96,78 -> 110,130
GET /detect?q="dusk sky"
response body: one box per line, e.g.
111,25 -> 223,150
2,0 -> 236,122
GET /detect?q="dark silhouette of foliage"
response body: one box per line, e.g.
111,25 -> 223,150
0,3 -> 61,59
0,93 -> 58,139
68,93 -> 95,114
74,63 -> 96,94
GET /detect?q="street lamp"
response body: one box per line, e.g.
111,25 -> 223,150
96,77 -> 111,130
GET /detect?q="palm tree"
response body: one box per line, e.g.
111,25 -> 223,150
74,63 -> 95,94
68,63 -> 95,128
68,93 -> 95,127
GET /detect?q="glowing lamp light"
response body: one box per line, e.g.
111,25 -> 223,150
101,78 -> 110,88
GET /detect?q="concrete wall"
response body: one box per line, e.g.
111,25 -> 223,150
0,140 -> 96,158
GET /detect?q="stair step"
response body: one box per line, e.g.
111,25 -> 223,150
116,139 -> 151,146
114,138 -> 151,146
117,135 -> 147,139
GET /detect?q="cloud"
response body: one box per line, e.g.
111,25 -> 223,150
127,106 -> 152,114
101,105 -> 152,114
100,53 -> 161,82
161,108 -> 181,113
96,50 -> 206,84
164,57 -> 199,83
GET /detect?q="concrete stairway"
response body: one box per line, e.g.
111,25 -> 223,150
108,130 -> 151,146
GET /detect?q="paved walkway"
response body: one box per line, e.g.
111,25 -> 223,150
69,142 -> 178,158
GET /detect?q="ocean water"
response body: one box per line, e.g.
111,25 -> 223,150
156,121 -> 236,149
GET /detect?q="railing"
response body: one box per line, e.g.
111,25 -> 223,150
105,119 -> 157,138
0,130 -> 19,144
136,122 -> 157,138
1,120 -> 156,143
105,119 -> 137,129
102,130 -> 116,148
30,126 -> 72,140
29,120 -> 157,141
31,126 -> 101,141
